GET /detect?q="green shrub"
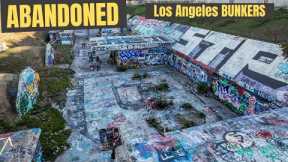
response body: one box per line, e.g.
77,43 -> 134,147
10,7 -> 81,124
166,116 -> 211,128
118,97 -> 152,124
176,117 -> 197,129
146,117 -> 170,134
116,64 -> 128,72
16,107 -> 71,161
152,97 -> 173,110
0,120 -> 16,133
154,82 -> 169,92
197,83 -> 209,94
132,72 -> 149,80
132,73 -> 142,80
54,45 -> 73,65
196,112 -> 206,119
181,103 -> 193,110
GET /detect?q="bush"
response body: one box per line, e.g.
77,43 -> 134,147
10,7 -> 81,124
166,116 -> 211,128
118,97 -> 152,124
0,120 -> 16,133
196,112 -> 206,119
181,103 -> 193,110
54,45 -> 73,65
116,64 -> 128,72
197,83 -> 209,94
16,107 -> 71,161
146,117 -> 170,134
176,116 -> 197,129
132,72 -> 149,80
38,68 -> 73,106
154,82 -> 169,92
132,73 -> 142,80
152,97 -> 173,110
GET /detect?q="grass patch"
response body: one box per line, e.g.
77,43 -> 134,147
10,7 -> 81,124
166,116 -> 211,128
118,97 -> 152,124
146,117 -> 171,134
16,106 -> 70,161
0,106 -> 71,161
147,96 -> 173,110
54,45 -> 73,65
181,103 -> 193,110
176,112 -> 206,129
153,82 -> 169,92
0,46 -> 44,73
126,5 -> 146,16
132,72 -> 149,80
197,83 -> 209,95
177,117 -> 197,129
38,67 -> 74,107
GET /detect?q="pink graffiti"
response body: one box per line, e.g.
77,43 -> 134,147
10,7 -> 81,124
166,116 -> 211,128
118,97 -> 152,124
150,135 -> 176,151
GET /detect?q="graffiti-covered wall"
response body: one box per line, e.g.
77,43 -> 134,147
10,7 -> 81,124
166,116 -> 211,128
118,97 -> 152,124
212,79 -> 262,114
167,53 -> 208,83
118,47 -> 171,65
16,67 -> 40,116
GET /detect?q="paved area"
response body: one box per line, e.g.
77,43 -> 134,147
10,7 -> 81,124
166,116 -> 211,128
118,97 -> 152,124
57,37 -> 239,162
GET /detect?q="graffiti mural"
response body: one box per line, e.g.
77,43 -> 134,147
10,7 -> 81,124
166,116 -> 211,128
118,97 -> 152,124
118,47 -> 171,65
133,142 -> 154,160
0,128 -> 43,162
99,127 -> 122,150
166,54 -> 208,83
119,50 -> 144,62
16,67 -> 40,116
130,135 -> 192,162
275,62 -> 288,81
236,73 -> 277,102
207,129 -> 288,162
212,79 -> 249,114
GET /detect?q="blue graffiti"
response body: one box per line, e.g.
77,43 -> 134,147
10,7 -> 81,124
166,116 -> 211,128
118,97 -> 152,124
119,50 -> 144,62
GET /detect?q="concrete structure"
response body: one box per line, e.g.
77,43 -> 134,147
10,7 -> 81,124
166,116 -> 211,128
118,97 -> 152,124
52,11 -> 288,161
87,35 -> 173,51
45,43 -> 55,67
0,128 -> 43,162
128,16 -> 288,115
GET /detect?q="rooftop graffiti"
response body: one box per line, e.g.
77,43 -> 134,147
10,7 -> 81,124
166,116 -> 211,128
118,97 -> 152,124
87,35 -> 173,51
128,16 -> 288,106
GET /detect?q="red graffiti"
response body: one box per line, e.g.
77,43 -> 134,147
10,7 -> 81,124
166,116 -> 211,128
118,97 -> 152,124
256,130 -> 273,139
